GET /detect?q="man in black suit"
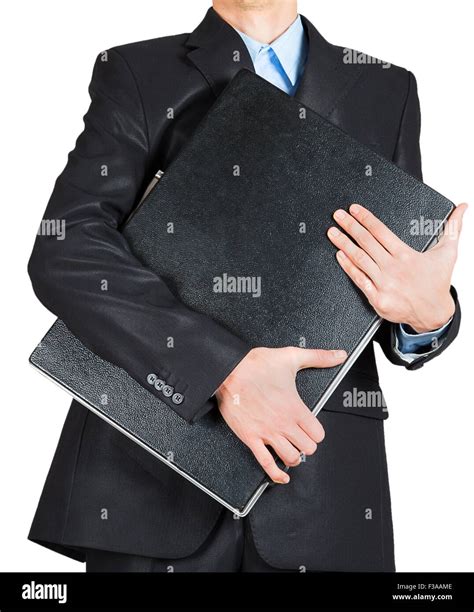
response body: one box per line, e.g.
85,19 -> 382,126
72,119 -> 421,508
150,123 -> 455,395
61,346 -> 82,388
28,0 -> 464,572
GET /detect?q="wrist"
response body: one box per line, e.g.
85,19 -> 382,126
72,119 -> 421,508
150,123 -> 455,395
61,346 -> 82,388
215,347 -> 257,401
407,293 -> 455,333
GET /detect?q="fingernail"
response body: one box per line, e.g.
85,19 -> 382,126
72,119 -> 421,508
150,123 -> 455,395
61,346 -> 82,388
334,350 -> 347,359
281,474 -> 290,484
334,209 -> 346,220
350,204 -> 361,215
336,250 -> 345,259
328,227 -> 339,237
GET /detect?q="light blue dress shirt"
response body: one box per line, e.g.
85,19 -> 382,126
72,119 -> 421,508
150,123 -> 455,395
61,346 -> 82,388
394,319 -> 452,362
235,16 -> 450,358
234,15 -> 307,96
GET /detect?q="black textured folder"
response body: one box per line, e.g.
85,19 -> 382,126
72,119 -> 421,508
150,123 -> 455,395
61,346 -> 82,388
30,70 -> 454,515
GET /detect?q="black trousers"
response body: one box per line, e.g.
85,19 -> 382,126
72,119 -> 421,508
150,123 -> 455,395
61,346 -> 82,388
85,510 -> 303,573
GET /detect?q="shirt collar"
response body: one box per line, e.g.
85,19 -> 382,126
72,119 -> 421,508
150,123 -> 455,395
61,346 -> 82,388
235,15 -> 306,87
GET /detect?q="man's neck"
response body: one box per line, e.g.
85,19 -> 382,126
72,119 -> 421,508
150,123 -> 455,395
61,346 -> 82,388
212,0 -> 298,44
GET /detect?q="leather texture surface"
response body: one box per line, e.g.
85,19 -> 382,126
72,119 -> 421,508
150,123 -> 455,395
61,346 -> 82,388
31,319 -> 263,512
30,69 -> 453,514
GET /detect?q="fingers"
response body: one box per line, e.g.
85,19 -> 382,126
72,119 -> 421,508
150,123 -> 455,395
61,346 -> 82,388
248,405 -> 325,482
290,347 -> 347,371
249,440 -> 290,484
335,250 -> 378,303
437,203 -> 468,249
271,436 -> 303,467
298,413 -> 325,444
284,427 -> 317,457
330,208 -> 390,268
327,225 -> 382,284
346,204 -> 406,255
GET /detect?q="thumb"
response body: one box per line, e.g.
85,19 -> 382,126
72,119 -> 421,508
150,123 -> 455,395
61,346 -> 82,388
437,203 -> 468,249
290,347 -> 348,371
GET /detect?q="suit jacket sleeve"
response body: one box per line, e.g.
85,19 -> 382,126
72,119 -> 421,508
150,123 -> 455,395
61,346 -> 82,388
375,70 -> 461,369
28,49 -> 250,422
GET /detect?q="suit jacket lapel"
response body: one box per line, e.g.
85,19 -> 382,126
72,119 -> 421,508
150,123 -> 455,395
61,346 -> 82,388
185,7 -> 254,97
185,8 -> 364,120
295,17 -> 364,118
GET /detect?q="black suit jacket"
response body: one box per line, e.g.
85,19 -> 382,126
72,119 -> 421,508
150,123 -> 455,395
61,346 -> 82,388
28,8 -> 460,570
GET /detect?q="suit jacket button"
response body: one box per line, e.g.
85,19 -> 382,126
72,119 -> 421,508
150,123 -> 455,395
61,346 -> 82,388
147,373 -> 157,385
172,393 -> 184,405
154,379 -> 165,391
162,385 -> 174,397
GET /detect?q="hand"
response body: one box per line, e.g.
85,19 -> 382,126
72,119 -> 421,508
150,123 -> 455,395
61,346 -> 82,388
216,346 -> 347,483
327,203 -> 467,333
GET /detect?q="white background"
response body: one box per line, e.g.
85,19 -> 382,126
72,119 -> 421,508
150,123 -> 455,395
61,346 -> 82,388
0,0 -> 472,572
